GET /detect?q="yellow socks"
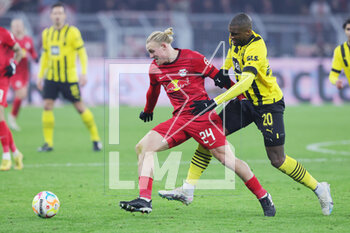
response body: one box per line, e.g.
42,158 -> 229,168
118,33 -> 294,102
278,155 -> 318,190
42,110 -> 54,147
81,109 -> 100,141
186,144 -> 212,185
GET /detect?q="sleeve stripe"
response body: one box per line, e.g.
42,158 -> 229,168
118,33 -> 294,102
243,66 -> 258,76
76,45 -> 84,50
75,45 -> 84,50
206,67 -> 215,77
340,44 -> 348,67
331,68 -> 341,73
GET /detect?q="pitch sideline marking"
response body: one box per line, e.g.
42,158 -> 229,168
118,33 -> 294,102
306,140 -> 350,156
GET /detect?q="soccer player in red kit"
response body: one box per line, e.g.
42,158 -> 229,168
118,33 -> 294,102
8,18 -> 38,131
0,26 -> 24,171
119,28 -> 275,216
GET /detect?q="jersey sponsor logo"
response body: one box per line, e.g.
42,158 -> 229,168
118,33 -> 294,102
247,55 -> 258,61
51,46 -> 60,55
178,68 -> 188,77
21,48 -> 27,57
165,77 -> 190,92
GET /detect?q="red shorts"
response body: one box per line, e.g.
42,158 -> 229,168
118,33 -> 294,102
152,111 -> 227,149
0,78 -> 10,107
10,73 -> 28,90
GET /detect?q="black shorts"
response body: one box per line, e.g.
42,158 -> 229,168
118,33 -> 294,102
219,98 -> 285,147
43,80 -> 81,102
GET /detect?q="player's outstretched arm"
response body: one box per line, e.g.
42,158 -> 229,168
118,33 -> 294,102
190,71 -> 255,115
214,71 -> 254,105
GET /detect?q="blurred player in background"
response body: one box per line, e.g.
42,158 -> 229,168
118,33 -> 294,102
329,18 -> 350,89
8,18 -> 38,131
120,28 -> 276,216
160,13 -> 334,216
37,2 -> 102,152
0,26 -> 24,171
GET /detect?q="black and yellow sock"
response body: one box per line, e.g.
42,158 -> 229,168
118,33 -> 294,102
186,144 -> 212,185
278,155 -> 318,190
81,109 -> 100,142
42,110 -> 54,147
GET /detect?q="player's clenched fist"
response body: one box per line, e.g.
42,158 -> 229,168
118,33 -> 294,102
139,111 -> 153,122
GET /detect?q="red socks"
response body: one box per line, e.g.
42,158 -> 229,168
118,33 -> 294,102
139,176 -> 153,200
245,175 -> 267,199
0,121 -> 17,153
0,121 -> 9,153
11,98 -> 22,117
8,126 -> 16,152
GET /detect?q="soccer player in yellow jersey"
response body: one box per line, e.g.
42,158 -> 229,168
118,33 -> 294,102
159,13 -> 333,216
37,2 -> 102,152
329,18 -> 350,89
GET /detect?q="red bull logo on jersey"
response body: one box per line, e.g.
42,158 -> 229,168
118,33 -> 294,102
165,77 -> 190,92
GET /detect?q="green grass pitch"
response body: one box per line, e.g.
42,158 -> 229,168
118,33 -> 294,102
1,104 -> 350,232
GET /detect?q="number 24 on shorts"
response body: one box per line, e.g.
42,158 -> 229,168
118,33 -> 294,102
199,128 -> 216,144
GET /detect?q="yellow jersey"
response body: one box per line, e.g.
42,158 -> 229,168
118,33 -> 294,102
222,31 -> 283,106
38,24 -> 87,83
329,42 -> 350,84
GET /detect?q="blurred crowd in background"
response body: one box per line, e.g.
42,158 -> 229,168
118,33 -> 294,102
10,0 -> 350,14
3,0 -> 349,58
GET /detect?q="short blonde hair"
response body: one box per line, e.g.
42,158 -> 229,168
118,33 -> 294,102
146,27 -> 174,44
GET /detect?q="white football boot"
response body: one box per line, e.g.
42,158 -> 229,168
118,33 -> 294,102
158,187 -> 193,205
315,182 -> 333,216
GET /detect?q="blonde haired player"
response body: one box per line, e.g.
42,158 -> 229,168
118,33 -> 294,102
119,28 -> 275,216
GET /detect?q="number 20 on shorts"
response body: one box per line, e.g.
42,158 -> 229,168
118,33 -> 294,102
262,113 -> 273,126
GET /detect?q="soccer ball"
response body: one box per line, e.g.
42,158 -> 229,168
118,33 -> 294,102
32,191 -> 60,218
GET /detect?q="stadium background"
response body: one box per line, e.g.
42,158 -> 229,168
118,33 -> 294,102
0,0 -> 349,106
1,1 -> 350,232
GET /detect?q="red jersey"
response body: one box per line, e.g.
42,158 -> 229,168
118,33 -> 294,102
145,49 -> 219,116
0,27 -> 16,77
13,35 -> 37,79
